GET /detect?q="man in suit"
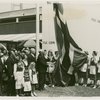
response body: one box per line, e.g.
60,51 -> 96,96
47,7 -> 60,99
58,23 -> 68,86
5,50 -> 16,96
36,50 -> 48,90
0,51 -> 4,95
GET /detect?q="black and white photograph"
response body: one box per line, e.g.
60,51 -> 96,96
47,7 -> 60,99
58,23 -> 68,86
0,0 -> 99,97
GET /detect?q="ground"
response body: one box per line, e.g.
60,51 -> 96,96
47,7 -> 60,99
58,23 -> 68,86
1,85 -> 100,97
36,86 -> 100,97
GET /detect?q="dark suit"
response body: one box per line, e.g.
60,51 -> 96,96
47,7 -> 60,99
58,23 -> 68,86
36,53 -> 47,90
6,56 -> 16,96
0,58 -> 3,83
0,57 -> 4,94
27,53 -> 36,65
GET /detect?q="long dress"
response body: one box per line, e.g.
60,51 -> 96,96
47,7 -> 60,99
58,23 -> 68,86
46,56 -> 55,85
89,57 -> 98,80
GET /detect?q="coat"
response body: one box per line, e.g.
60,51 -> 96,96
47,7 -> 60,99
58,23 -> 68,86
36,53 -> 47,73
5,56 -> 15,78
27,53 -> 36,65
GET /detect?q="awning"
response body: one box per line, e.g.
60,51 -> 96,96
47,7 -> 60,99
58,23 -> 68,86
0,33 -> 42,42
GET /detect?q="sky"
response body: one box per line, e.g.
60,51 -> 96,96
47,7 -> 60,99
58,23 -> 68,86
42,1 -> 100,55
0,0 -> 100,55
63,3 -> 100,53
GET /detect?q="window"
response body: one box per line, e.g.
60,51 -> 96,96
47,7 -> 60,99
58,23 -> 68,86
19,15 -> 36,22
0,18 -> 16,23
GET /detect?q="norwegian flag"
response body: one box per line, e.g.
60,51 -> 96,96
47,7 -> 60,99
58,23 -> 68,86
53,3 -> 87,86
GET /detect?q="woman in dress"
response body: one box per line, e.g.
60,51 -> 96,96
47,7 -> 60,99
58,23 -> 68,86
14,55 -> 24,96
47,50 -> 55,87
29,62 -> 38,96
22,53 -> 31,96
79,59 -> 88,86
89,51 -> 98,88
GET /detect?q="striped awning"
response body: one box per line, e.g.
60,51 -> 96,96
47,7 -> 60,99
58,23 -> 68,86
0,33 -> 42,42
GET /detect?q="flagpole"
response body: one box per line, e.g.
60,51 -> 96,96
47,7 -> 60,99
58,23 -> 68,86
36,3 -> 39,59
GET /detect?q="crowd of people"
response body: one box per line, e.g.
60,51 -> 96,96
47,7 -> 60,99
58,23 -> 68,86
0,48 -> 59,96
0,47 -> 100,97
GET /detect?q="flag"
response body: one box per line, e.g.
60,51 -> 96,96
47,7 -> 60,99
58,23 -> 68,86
53,3 -> 87,86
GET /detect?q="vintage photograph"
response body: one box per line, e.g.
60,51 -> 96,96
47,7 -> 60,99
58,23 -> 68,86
0,0 -> 99,97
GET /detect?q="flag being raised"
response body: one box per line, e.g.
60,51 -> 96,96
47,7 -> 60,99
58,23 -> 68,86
42,2 -> 88,86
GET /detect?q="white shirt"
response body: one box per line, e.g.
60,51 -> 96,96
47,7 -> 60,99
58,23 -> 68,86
90,65 -> 96,75
80,63 -> 88,72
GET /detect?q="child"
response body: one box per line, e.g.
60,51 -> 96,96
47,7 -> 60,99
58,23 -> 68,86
14,57 -> 24,96
21,53 -> 31,96
24,65 -> 31,96
29,62 -> 38,96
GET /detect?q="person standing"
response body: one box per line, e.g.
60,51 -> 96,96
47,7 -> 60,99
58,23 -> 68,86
22,53 -> 31,96
46,50 -> 55,87
36,50 -> 48,91
0,53 -> 3,95
29,62 -> 38,96
1,50 -> 9,95
5,50 -> 16,96
14,56 -> 24,96
89,51 -> 99,88
0,49 -> 4,89
23,65 -> 31,96
79,60 -> 88,86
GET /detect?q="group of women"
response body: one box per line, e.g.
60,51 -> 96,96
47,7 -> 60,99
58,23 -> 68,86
76,51 -> 100,88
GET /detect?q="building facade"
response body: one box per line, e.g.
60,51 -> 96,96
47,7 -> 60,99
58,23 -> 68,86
0,7 -> 42,50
